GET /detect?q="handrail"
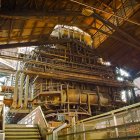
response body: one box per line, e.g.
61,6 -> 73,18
58,121 -> 140,137
31,50 -> 112,71
53,123 -> 67,140
78,101 -> 140,123
58,102 -> 140,139
38,106 -> 49,128
18,106 -> 48,139
33,83 -> 64,97
18,106 -> 48,127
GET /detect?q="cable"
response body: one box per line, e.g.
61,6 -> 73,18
70,0 -> 140,26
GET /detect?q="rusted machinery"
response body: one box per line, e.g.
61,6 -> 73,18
9,40 -> 134,122
0,86 -> 14,93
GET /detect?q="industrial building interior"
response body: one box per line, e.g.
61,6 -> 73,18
0,0 -> 140,140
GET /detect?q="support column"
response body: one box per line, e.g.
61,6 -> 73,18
30,84 -> 34,100
82,123 -> 86,140
96,86 -> 100,110
112,113 -> 119,138
87,94 -> 91,115
125,89 -> 130,105
17,73 -> 25,108
23,75 -> 29,108
131,88 -> 137,103
12,71 -> 20,109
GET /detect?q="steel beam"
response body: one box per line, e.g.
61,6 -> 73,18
0,38 -> 73,49
0,10 -> 82,18
88,27 -> 140,50
12,71 -> 20,109
93,12 -> 140,49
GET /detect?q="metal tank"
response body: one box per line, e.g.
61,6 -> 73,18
62,89 -> 111,106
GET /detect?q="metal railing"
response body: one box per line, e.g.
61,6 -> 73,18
18,105 -> 68,140
47,123 -> 67,140
33,83 -> 64,98
26,56 -> 114,78
18,106 -> 48,139
58,102 -> 140,140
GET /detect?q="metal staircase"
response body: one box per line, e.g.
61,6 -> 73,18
5,124 -> 41,140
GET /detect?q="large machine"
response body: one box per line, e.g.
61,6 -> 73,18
1,31 -> 133,123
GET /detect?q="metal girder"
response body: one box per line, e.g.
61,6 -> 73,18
87,27 -> 140,50
0,32 -> 139,51
0,54 -> 23,61
0,68 -> 16,74
93,12 -> 140,50
0,10 -> 82,19
0,38 -> 73,49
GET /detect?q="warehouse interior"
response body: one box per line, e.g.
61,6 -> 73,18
0,0 -> 140,140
